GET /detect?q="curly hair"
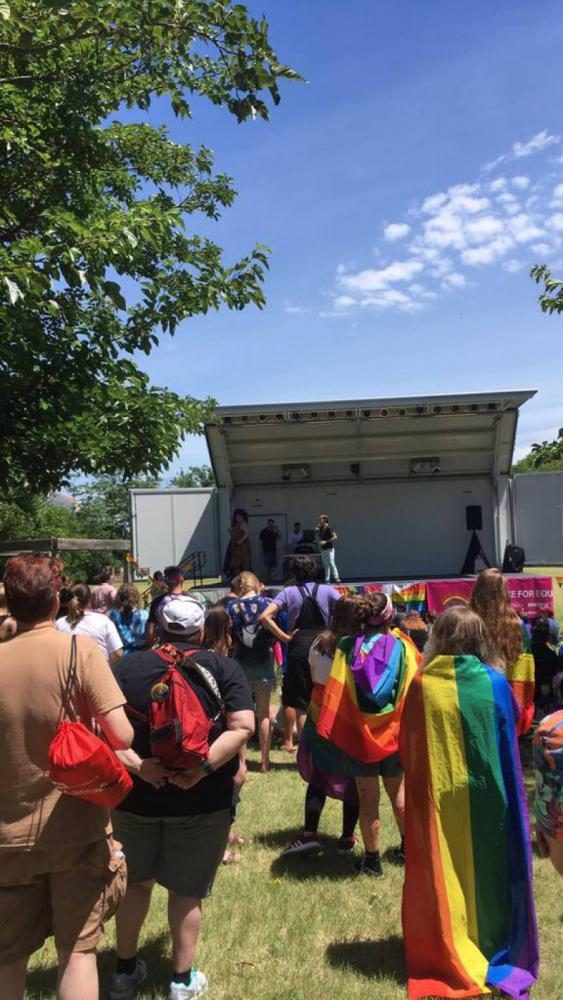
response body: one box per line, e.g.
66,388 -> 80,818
315,595 -> 360,657
470,568 -> 522,669
353,592 -> 390,629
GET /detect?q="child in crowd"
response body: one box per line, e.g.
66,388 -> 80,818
109,584 -> 149,654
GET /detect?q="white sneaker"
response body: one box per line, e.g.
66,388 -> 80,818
110,959 -> 147,1000
169,969 -> 208,999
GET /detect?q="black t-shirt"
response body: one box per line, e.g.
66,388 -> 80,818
259,527 -> 278,554
318,524 -> 335,550
113,643 -> 253,817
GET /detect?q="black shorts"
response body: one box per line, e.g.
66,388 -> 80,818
282,643 -> 314,712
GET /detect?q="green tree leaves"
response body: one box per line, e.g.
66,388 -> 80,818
0,2 -> 299,493
530,264 -> 563,314
170,465 -> 215,487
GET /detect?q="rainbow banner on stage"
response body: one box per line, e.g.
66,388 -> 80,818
317,629 -> 419,763
505,624 -> 535,736
390,581 -> 426,611
401,654 -> 538,1000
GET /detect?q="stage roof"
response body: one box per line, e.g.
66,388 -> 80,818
205,389 -> 537,489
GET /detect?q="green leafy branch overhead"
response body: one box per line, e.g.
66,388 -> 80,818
0,1 -> 300,495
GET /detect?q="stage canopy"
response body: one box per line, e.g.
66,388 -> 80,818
205,390 -> 536,490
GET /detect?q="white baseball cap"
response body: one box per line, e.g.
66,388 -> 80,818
159,595 -> 205,635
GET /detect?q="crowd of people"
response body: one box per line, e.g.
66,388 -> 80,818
0,554 -> 561,1000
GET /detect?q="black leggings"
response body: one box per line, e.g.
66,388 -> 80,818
304,784 -> 359,838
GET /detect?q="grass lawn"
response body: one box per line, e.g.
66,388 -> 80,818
26,741 -> 562,1000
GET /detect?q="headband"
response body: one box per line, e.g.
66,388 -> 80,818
367,594 -> 394,626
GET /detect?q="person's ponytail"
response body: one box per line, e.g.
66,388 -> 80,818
66,583 -> 90,627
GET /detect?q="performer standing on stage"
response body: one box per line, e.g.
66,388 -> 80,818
316,514 -> 341,584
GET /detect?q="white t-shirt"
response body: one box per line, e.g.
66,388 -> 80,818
308,635 -> 334,687
56,611 -> 123,660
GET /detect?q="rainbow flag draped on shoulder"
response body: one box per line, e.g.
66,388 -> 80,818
505,623 -> 535,736
401,654 -> 538,1000
317,629 -> 419,763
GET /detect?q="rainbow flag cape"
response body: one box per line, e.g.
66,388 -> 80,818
317,629 -> 419,764
401,654 -> 538,1000
505,624 -> 535,736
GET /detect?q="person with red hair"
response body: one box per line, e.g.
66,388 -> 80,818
0,554 -> 133,1000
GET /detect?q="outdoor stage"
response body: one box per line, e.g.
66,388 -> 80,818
191,573 -> 555,619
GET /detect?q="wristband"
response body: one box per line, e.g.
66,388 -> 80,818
200,758 -> 214,776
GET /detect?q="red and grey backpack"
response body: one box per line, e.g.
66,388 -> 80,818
127,644 -> 224,770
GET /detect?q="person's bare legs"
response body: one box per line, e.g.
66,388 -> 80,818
281,705 -> 296,751
537,829 -> 563,876
168,892 -> 202,975
115,880 -> 154,959
295,710 -> 307,740
57,950 -> 98,1000
254,682 -> 272,772
355,776 -> 381,852
382,775 -> 405,836
0,956 -> 28,1000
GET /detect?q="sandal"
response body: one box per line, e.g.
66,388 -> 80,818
222,850 -> 241,865
228,831 -> 246,846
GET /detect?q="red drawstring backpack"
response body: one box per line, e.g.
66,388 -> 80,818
49,636 -> 133,808
126,644 -> 224,769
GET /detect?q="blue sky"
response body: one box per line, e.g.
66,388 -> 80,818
139,0 -> 563,471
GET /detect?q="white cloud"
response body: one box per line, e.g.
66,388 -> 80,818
284,304 -> 310,315
461,236 -> 514,266
513,129 -> 558,158
465,215 -> 505,242
339,259 -> 423,294
327,133 -> 563,312
547,213 -> 563,232
508,213 -> 544,243
531,241 -> 557,255
503,259 -> 525,273
443,272 -> 466,288
383,222 -> 411,241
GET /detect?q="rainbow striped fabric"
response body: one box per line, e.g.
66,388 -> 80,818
391,582 -> 427,611
505,624 -> 535,736
317,629 -> 419,763
401,654 -> 538,1000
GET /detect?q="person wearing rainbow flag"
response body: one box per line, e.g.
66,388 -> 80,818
316,592 -> 419,876
401,604 -> 538,1000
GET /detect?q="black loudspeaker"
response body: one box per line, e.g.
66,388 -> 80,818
465,505 -> 483,531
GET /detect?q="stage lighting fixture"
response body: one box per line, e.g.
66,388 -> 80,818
223,416 -> 232,425
410,457 -> 441,476
399,408 -> 407,416
416,405 -> 425,414
291,411 -> 301,420
362,409 -> 371,417
275,413 -> 284,421
350,463 -> 360,476
345,409 -> 355,418
380,408 -> 389,416
328,410 -> 336,418
470,404 -> 479,411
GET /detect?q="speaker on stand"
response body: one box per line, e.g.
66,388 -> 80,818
460,505 -> 492,575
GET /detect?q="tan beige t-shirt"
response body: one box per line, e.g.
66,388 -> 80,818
0,623 -> 126,850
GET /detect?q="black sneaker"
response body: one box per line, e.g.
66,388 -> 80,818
337,834 -> 357,855
389,841 -> 405,865
282,834 -> 322,856
354,854 -> 383,877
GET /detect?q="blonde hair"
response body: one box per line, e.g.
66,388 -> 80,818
422,605 -> 491,668
233,572 -> 261,596
470,568 -> 522,669
0,584 -> 6,613
67,583 -> 91,627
